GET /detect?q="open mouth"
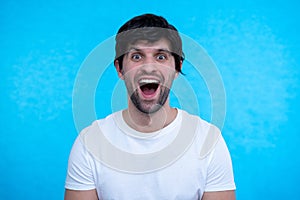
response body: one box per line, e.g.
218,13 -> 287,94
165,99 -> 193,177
138,79 -> 160,97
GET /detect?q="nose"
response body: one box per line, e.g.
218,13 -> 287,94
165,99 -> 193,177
141,56 -> 158,73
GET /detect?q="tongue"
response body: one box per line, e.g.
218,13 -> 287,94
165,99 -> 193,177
142,87 -> 156,95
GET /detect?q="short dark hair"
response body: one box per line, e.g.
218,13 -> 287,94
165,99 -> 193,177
115,14 -> 184,73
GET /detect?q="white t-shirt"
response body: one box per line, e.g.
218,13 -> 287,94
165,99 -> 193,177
65,109 -> 235,199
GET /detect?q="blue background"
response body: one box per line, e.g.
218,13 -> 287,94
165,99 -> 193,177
1,0 -> 300,199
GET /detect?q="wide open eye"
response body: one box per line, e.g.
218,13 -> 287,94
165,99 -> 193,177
131,54 -> 142,61
156,54 -> 167,60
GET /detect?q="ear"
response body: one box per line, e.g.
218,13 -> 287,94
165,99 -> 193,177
175,60 -> 183,78
114,59 -> 124,80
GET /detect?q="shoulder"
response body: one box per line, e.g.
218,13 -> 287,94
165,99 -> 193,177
180,110 -> 218,128
180,110 -> 221,159
74,112 -> 119,157
180,110 -> 221,137
79,112 -> 118,138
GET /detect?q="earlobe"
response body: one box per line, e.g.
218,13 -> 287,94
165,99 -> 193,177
180,60 -> 183,70
114,60 -> 124,79
175,61 -> 183,78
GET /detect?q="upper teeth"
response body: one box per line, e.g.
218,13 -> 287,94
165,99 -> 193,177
139,79 -> 159,84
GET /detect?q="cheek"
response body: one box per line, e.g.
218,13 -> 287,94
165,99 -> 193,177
163,59 -> 177,71
162,66 -> 177,78
122,61 -> 140,74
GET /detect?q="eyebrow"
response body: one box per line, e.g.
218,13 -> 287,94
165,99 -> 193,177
127,47 -> 172,54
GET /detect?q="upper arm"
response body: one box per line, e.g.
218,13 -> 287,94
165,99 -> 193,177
204,135 -> 236,192
65,136 -> 96,191
64,189 -> 98,200
202,190 -> 236,200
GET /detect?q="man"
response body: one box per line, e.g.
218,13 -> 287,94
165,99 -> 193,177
65,14 -> 236,200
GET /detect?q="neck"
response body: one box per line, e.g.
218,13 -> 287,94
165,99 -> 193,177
122,100 -> 178,133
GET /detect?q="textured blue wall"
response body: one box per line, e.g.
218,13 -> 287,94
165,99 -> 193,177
1,0 -> 299,199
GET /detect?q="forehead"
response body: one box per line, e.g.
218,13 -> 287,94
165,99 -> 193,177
127,38 -> 172,52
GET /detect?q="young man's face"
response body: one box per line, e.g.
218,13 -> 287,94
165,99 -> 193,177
115,38 -> 180,114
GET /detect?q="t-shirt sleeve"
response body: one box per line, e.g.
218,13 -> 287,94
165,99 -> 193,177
65,135 -> 96,190
204,135 -> 236,192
